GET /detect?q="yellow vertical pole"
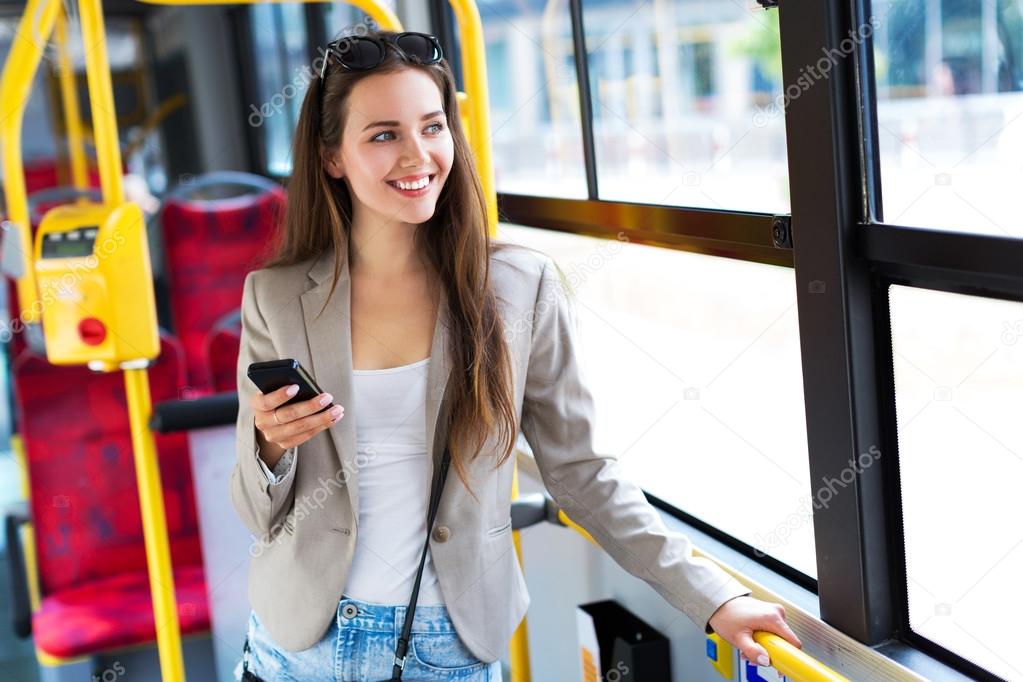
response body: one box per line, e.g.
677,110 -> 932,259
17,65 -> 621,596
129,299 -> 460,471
78,1 -> 184,679
77,0 -> 123,205
448,0 -> 498,233
54,9 -> 90,191
509,463 -> 532,682
124,367 -> 186,682
0,0 -> 62,323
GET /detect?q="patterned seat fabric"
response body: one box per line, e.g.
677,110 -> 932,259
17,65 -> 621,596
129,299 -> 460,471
206,310 -> 242,394
13,333 -> 209,658
32,566 -> 210,659
160,186 -> 285,395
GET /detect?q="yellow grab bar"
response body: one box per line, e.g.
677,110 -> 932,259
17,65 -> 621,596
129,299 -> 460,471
54,8 -> 90,191
79,0 -> 124,206
754,632 -> 850,682
0,0 -> 62,323
556,506 -> 851,682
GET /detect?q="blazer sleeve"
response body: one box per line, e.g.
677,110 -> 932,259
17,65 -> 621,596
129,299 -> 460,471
520,256 -> 752,634
229,270 -> 300,539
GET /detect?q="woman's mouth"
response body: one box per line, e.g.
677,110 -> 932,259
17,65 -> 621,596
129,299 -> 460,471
386,174 -> 435,198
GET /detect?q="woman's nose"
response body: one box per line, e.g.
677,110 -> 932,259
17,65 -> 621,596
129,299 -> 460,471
400,136 -> 430,166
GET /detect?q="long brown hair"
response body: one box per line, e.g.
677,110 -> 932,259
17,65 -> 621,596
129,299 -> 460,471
262,28 -> 518,499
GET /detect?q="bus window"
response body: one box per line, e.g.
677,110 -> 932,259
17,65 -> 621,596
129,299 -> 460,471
500,223 -> 815,577
582,0 -> 789,213
480,1 -> 588,198
872,0 -> 1023,236
890,284 -> 1023,681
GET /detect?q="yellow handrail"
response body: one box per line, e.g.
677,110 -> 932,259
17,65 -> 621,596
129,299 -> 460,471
754,632 -> 850,682
555,507 -> 849,682
79,0 -> 123,206
54,9 -> 90,191
0,0 -> 62,323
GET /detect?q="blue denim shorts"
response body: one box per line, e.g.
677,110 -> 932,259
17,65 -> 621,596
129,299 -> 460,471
235,594 -> 503,681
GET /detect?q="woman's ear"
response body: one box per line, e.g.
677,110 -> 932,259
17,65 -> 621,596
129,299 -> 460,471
324,150 -> 344,179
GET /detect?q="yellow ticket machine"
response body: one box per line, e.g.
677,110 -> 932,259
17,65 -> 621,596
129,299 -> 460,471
34,201 -> 159,369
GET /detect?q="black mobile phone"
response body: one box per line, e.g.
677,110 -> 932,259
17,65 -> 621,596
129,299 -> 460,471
247,359 -> 333,413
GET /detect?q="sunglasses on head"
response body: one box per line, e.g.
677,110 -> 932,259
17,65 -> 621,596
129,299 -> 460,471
319,32 -> 443,79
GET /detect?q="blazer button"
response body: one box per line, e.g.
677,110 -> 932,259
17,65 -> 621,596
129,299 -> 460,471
432,525 -> 450,542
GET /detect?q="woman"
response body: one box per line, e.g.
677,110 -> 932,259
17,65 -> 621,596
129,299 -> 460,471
231,28 -> 802,681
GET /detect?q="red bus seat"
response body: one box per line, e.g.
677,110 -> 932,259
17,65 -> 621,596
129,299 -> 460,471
159,172 -> 284,395
12,332 -> 209,659
205,309 -> 242,394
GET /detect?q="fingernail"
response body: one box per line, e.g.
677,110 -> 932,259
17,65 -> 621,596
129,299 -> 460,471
757,654 -> 770,667
286,385 -> 299,396
329,405 -> 344,420
319,393 -> 333,406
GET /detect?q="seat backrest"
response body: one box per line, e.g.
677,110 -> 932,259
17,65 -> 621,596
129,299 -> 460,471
12,332 -> 204,596
160,174 -> 285,394
205,309 -> 242,394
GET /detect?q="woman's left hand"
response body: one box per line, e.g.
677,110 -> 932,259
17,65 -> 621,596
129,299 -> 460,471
707,595 -> 803,668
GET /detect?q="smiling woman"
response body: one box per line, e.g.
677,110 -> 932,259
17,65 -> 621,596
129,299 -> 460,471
324,78 -> 452,224
233,27 -> 525,681
228,24 -> 799,682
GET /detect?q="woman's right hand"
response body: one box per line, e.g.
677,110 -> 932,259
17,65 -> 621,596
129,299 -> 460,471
253,384 -> 345,452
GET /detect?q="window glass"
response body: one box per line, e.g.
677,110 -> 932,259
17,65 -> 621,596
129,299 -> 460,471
582,1 -> 790,213
890,285 -> 1023,681
323,4 -> 371,38
249,5 -> 309,176
480,2 -> 587,198
501,223 -> 814,577
872,0 -> 1023,236
0,23 -> 55,165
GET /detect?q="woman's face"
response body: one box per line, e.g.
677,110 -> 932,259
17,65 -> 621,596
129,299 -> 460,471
326,68 -> 454,228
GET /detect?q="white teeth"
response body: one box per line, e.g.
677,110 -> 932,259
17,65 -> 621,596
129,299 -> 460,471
393,176 -> 429,190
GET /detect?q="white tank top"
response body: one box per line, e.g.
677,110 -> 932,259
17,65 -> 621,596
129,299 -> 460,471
342,357 -> 445,606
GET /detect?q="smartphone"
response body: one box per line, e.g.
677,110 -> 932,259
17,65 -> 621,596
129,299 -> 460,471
247,359 -> 334,414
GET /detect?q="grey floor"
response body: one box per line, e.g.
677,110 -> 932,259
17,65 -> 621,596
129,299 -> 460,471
0,549 -> 40,682
0,443 -> 40,682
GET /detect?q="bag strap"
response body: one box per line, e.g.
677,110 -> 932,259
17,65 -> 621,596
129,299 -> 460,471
391,446 -> 451,680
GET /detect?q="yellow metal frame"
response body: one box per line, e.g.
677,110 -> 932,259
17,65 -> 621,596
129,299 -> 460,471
555,501 -> 852,681
0,0 -> 62,323
554,499 -> 882,681
54,10 -> 90,192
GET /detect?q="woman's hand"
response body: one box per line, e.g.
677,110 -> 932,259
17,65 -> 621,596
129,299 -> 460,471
253,384 -> 345,459
707,595 -> 803,668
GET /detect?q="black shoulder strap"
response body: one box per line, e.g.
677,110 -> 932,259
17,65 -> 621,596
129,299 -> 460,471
390,446 -> 451,680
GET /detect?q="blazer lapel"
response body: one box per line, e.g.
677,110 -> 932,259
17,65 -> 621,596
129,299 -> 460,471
299,244 -> 453,520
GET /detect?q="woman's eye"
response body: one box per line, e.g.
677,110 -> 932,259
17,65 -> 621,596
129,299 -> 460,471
372,122 -> 443,143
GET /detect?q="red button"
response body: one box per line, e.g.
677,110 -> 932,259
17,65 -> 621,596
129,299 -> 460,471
78,318 -> 106,346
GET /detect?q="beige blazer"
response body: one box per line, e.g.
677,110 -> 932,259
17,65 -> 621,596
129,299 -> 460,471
230,242 -> 751,662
